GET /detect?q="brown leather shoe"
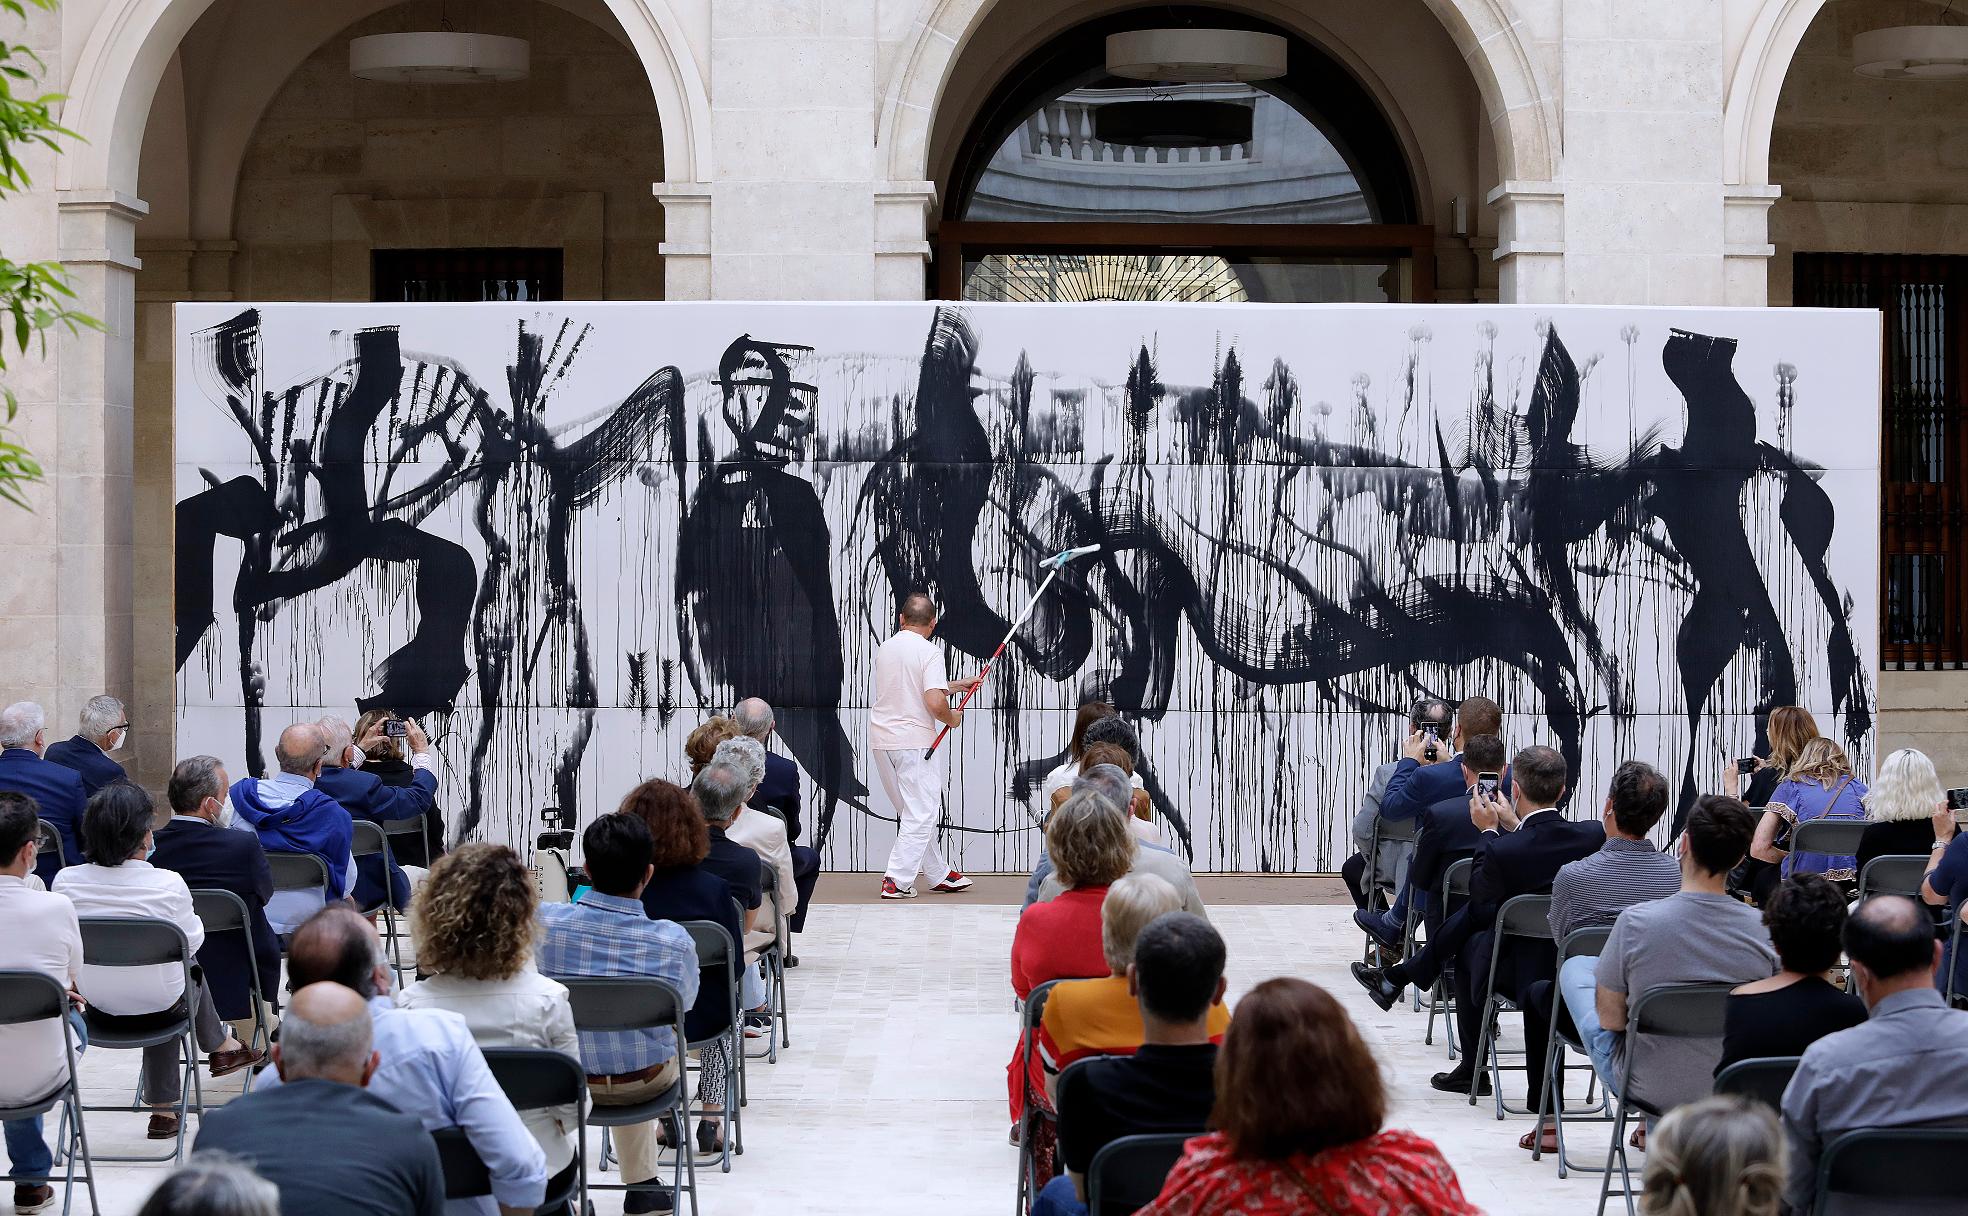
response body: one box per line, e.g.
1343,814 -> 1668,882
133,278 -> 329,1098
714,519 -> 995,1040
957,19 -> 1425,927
208,1044 -> 264,1078
13,1183 -> 55,1214
147,1111 -> 181,1140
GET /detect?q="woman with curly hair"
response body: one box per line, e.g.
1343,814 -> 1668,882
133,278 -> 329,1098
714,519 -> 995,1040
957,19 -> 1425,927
617,779 -> 745,1156
684,716 -> 742,777
1639,1096 -> 1785,1216
398,843 -> 580,1185
1715,874 -> 1866,1073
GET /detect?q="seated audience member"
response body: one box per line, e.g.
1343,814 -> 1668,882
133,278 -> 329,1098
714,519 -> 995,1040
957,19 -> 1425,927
1139,977 -> 1480,1216
1373,695 -> 1504,823
1640,1095 -> 1785,1216
43,695 -> 129,797
54,784 -> 257,1139
268,907 -> 545,1215
352,708 -> 446,867
1718,875 -> 1866,1072
0,701 -> 88,884
1718,705 -> 1819,812
1352,745 -> 1602,1096
226,723 -> 354,935
1920,809 -> 1968,997
1855,747 -> 1943,873
1036,787 -> 1206,919
1750,738 -> 1866,893
1561,795 -> 1775,1113
1353,731 -> 1508,949
1343,698 -> 1454,911
398,844 -> 581,1196
1037,875 -> 1215,1104
1049,744 -> 1157,832
711,736 -> 799,951
539,813 -> 699,1214
1040,703 -> 1120,805
732,698 -> 821,947
688,760 -> 766,934
1026,765 -> 1138,908
150,756 -> 282,1033
1782,895 -> 1968,1215
194,982 -> 445,1216
0,792 -> 84,1216
1010,790 -> 1137,1129
617,779 -> 743,1156
136,1156 -> 281,1216
1035,912 -> 1229,1216
316,714 -> 429,912
138,1149 -> 283,1212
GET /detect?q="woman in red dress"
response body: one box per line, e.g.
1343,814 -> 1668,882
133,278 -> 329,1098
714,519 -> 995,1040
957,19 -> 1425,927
1140,977 -> 1482,1216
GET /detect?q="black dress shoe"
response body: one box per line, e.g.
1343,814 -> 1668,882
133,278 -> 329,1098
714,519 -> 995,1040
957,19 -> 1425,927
1352,907 -> 1404,950
784,953 -> 799,968
1349,961 -> 1402,1011
1430,1067 -> 1492,1096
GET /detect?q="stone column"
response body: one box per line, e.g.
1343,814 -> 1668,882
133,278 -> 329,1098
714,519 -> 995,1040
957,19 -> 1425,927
1489,182 -> 1567,302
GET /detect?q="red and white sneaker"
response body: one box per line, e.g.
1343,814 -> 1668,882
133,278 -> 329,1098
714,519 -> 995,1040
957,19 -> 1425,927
930,870 -> 974,893
880,878 -> 918,900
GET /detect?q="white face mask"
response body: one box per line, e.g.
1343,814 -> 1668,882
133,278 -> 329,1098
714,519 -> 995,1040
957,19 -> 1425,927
214,798 -> 235,830
346,746 -> 364,770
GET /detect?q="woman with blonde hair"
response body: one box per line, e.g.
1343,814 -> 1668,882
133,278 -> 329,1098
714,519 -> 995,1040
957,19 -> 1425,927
398,843 -> 581,1187
1857,747 -> 1950,872
1639,1095 -> 1785,1216
1750,737 -> 1866,895
1722,705 -> 1820,808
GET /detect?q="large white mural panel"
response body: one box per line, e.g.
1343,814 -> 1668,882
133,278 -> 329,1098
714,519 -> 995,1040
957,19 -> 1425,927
173,302 -> 1880,872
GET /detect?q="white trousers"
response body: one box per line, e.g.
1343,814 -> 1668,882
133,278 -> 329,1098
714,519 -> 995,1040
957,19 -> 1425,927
875,747 -> 950,888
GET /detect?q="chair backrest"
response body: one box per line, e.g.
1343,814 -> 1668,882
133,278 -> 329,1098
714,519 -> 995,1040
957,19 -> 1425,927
1791,817 -> 1869,858
380,814 -> 424,840
432,1128 -> 491,1200
1558,924 -> 1615,965
350,819 -> 389,860
554,975 -> 686,1035
1025,978 -> 1063,1033
1374,814 -> 1420,845
1443,855 -> 1474,898
189,887 -> 250,935
1626,982 -> 1733,1038
34,819 -> 64,868
1496,894 -> 1555,941
1713,1056 -> 1801,1111
480,1046 -> 586,1112
1856,853 -> 1929,901
76,915 -> 192,969
1085,1132 -> 1193,1216
266,850 -> 330,893
1817,1127 -> 1968,1208
0,968 -> 69,1027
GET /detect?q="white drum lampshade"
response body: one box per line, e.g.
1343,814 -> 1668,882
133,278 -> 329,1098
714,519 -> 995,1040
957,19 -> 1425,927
1853,25 -> 1968,79
1104,29 -> 1287,82
350,32 -> 531,84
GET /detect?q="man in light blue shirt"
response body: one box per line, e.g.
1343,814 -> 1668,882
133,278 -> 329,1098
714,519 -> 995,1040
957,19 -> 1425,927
265,907 -> 546,1216
226,723 -> 356,934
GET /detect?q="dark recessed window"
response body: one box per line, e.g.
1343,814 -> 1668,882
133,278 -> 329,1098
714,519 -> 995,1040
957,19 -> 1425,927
372,247 -> 564,303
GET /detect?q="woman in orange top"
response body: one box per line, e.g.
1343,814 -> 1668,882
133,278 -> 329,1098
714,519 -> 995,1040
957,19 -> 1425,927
1008,790 -> 1138,1127
1140,978 -> 1480,1216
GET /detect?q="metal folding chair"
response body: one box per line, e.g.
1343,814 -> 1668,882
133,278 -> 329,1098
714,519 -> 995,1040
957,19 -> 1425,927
0,970 -> 98,1216
1084,1132 -> 1192,1216
1813,1126 -> 1968,1214
380,812 -> 430,867
1014,978 -> 1063,1216
350,821 -> 408,983
35,819 -> 68,870
1424,857 -> 1474,1054
1855,853 -> 1929,902
751,854 -> 790,1060
1533,925 -> 1613,1177
1596,982 -> 1733,1216
552,975 -> 697,1216
1788,817 -> 1869,865
263,849 -> 331,957
187,888 -> 270,1089
434,1047 -> 588,1215
678,917 -> 744,1173
1360,814 -> 1418,964
1713,1055 -> 1801,1111
68,916 -> 205,1164
1470,893 -> 1553,1116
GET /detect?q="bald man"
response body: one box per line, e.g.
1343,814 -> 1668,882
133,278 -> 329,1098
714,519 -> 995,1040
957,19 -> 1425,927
225,723 -> 357,934
195,982 -> 444,1216
735,697 -> 821,949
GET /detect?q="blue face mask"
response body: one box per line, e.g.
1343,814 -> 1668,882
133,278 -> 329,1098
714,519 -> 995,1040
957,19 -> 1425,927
144,838 -> 156,861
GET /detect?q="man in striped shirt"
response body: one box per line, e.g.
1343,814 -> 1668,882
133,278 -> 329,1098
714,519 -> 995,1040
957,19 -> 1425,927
539,813 -> 698,1214
1518,760 -> 1679,1153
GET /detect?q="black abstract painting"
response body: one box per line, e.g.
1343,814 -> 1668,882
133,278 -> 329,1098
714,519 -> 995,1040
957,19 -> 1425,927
173,303 -> 1877,872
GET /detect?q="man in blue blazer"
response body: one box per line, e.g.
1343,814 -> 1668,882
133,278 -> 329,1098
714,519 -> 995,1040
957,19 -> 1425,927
735,698 -> 822,950
1375,695 -> 1506,822
43,694 -> 131,796
0,701 -> 89,883
314,715 -> 434,912
151,755 -> 282,1024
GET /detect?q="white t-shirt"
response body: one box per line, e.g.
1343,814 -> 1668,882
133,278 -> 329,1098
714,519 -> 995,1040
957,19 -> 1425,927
870,630 -> 949,750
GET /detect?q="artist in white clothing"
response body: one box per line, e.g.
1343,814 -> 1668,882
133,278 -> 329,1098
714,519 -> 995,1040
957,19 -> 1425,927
872,593 -> 981,899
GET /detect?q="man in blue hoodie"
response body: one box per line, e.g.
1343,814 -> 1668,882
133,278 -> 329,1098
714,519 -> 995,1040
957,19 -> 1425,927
314,715 -> 432,912
228,723 -> 355,935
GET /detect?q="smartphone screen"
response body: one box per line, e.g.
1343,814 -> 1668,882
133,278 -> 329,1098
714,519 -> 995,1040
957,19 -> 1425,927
1948,788 -> 1968,823
1735,756 -> 1758,775
1477,772 -> 1500,798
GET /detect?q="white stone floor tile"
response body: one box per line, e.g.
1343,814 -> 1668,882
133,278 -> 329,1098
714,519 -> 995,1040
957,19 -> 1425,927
26,903 -> 1614,1214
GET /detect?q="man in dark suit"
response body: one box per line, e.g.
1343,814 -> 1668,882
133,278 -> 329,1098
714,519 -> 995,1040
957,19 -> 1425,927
43,694 -> 130,796
1376,695 -> 1506,822
1352,744 -> 1604,1094
734,697 -> 821,946
0,701 -> 88,883
151,755 -> 282,1028
315,715 -> 435,912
